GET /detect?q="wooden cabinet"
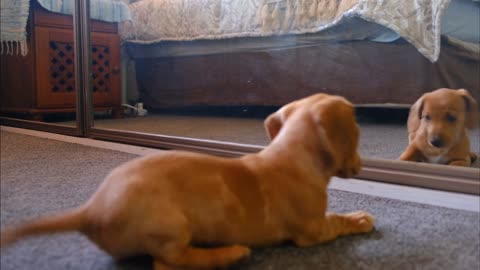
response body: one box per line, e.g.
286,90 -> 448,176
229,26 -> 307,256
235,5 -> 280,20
0,2 -> 122,121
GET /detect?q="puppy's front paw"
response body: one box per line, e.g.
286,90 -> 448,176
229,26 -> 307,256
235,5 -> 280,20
345,211 -> 375,233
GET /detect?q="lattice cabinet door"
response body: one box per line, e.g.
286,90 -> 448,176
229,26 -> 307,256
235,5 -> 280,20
35,27 -> 121,109
90,32 -> 121,107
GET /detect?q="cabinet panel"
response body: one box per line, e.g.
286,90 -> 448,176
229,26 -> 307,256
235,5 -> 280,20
36,27 -> 76,108
1,3 -> 122,120
0,43 -> 36,110
35,27 -> 121,109
90,32 -> 121,107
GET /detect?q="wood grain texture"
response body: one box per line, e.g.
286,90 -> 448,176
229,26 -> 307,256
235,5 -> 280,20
0,2 -> 122,120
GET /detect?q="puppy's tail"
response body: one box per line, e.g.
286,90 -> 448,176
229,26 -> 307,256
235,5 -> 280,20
0,207 -> 88,248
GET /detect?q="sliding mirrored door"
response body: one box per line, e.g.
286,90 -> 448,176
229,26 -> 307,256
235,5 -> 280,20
42,0 -> 480,194
0,0 -> 85,135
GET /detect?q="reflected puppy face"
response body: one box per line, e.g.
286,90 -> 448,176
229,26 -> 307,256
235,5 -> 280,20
422,94 -> 464,150
265,94 -> 361,178
409,88 -> 478,154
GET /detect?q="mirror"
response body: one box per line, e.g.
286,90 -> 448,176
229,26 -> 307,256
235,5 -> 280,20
88,0 -> 478,170
1,1 -> 78,128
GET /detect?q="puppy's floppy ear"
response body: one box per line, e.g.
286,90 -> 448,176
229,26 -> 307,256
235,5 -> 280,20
457,89 -> 479,129
315,124 -> 336,170
265,103 -> 297,141
264,112 -> 283,141
310,103 -> 344,170
407,94 -> 426,133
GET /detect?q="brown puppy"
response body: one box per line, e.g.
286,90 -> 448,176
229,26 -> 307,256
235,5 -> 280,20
1,94 -> 374,270
399,88 -> 479,166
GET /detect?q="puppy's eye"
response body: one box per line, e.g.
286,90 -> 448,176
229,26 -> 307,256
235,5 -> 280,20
446,114 -> 457,123
424,115 -> 431,121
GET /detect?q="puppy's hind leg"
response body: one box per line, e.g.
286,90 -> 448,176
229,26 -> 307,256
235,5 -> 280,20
153,260 -> 176,270
294,211 -> 375,247
152,242 -> 250,270
146,215 -> 250,270
161,246 -> 250,269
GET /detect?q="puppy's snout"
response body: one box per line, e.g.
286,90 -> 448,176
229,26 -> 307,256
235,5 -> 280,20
430,138 -> 443,148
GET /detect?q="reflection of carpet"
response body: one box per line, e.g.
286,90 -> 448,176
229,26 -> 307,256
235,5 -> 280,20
86,114 -> 479,167
1,131 -> 479,270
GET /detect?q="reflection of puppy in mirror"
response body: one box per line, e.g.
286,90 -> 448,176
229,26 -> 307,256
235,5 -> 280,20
1,94 -> 374,270
399,88 -> 479,167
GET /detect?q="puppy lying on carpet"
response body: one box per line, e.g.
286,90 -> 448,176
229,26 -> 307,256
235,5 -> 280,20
399,88 -> 478,167
1,93 -> 374,270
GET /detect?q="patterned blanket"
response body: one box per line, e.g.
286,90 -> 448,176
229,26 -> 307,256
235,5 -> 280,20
0,0 -> 30,56
0,0 -> 131,56
121,0 -> 452,62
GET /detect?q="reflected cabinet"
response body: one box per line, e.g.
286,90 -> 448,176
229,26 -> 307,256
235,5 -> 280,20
0,3 -> 122,121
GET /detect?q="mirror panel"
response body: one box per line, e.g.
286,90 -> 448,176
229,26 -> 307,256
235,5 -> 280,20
88,0 -> 478,170
1,1 -> 77,128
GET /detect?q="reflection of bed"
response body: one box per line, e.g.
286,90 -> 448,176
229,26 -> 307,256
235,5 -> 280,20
121,0 -> 480,108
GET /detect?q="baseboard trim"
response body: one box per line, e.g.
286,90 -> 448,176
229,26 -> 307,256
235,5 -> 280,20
359,158 -> 480,195
0,117 -> 79,136
89,127 -> 264,157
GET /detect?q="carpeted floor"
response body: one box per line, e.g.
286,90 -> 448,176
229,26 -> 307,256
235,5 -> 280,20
1,131 -> 479,270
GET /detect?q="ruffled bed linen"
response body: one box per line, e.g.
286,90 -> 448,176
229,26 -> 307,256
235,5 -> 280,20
120,0 -> 451,62
0,0 -> 131,56
124,16 -> 401,59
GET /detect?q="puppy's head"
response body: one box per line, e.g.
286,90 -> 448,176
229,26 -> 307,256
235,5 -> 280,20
408,88 -> 478,152
265,93 -> 361,178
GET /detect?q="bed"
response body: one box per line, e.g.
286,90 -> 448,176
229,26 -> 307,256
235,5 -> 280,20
120,0 -> 480,109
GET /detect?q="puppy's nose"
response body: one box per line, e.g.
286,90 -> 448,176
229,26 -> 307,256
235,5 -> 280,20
430,138 -> 443,148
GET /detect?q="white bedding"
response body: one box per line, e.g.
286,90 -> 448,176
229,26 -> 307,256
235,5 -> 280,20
125,17 -> 399,59
120,0 -> 451,62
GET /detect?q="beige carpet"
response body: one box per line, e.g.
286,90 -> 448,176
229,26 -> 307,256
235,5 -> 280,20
1,131 -> 480,270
